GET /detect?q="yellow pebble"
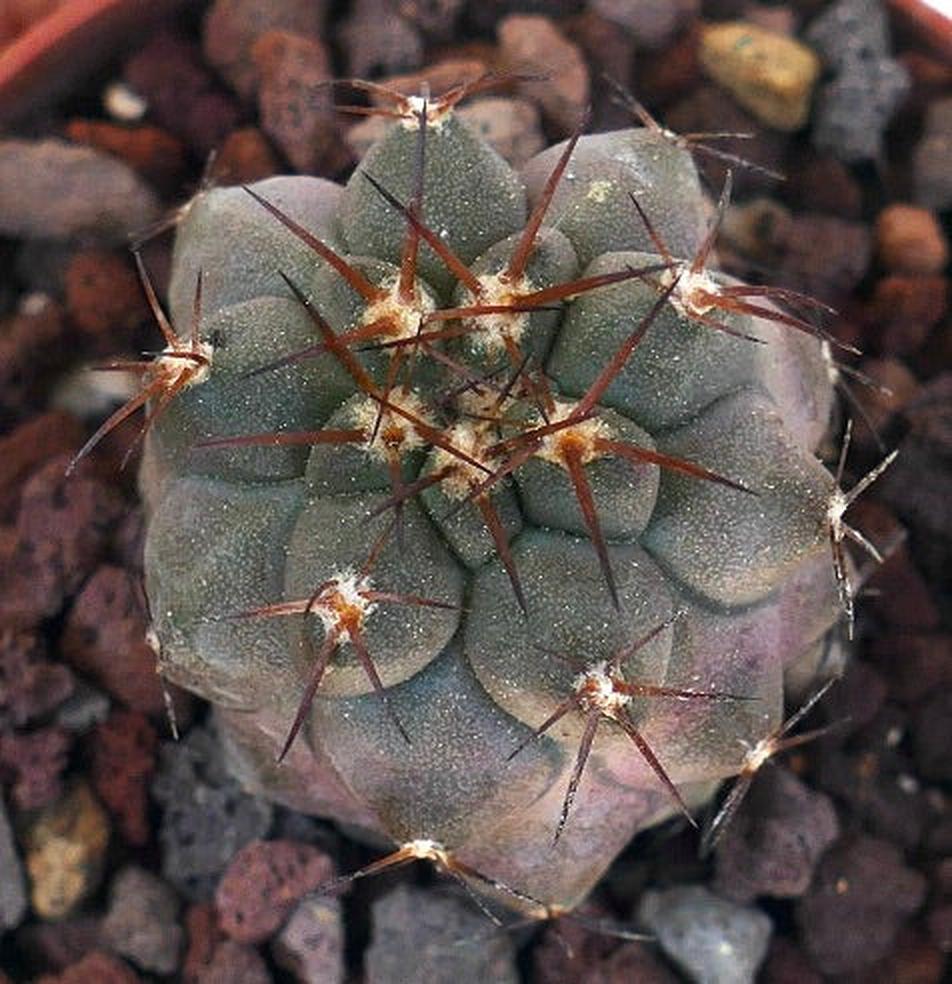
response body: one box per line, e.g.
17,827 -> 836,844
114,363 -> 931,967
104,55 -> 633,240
24,783 -> 110,920
700,22 -> 821,132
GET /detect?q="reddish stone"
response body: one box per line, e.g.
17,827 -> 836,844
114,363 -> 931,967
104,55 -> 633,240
89,710 -> 157,845
251,31 -> 349,176
785,153 -> 864,219
796,836 -> 927,975
0,456 -> 125,627
13,916 -> 102,974
61,565 -> 166,715
761,937 -> 822,984
203,0 -> 327,100
875,204 -> 949,276
183,903 -> 225,984
779,213 -> 872,304
0,629 -> 74,729
34,951 -> 141,984
0,411 -> 84,522
498,14 -> 590,136
215,839 -> 334,944
0,299 -> 69,424
565,11 -> 638,130
870,633 -> 952,705
65,120 -> 186,191
636,22 -> 702,108
210,128 -> 280,185
337,0 -> 423,80
867,275 -> 948,356
124,32 -> 240,158
197,940 -> 272,984
64,249 -> 145,345
0,726 -> 71,809
853,928 -> 946,984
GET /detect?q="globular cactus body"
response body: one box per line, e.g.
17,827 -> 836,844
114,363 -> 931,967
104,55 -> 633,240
130,88 -> 846,911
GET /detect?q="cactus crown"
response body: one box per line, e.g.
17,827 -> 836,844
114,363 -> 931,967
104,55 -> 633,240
72,78 -> 887,911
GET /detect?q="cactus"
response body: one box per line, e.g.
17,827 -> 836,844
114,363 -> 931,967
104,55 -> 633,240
74,81 -> 868,912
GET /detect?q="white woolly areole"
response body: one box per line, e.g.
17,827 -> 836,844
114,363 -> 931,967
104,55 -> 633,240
462,271 -> 532,355
405,838 -> 449,862
399,95 -> 452,130
156,340 -> 214,388
661,264 -> 720,318
314,570 -> 375,641
349,388 -> 433,462
533,399 -> 614,468
360,277 -> 436,342
573,661 -> 631,716
432,420 -> 498,500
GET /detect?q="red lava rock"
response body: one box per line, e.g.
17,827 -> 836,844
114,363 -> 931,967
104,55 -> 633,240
34,951 -> 141,984
857,927 -> 947,984
927,904 -> 952,953
816,705 -> 928,850
0,457 -> 125,628
778,213 -> 872,304
875,204 -> 949,276
89,710 -> 157,845
198,940 -> 272,984
183,903 -> 225,984
215,839 -> 334,944
713,767 -> 840,904
65,119 -> 186,192
209,128 -> 280,185
533,910 -> 617,983
64,248 -> 145,345
785,153 -> 863,219
565,10 -> 638,130
60,565 -> 166,715
337,0 -> 423,79
498,14 -> 590,135
0,629 -> 74,729
867,541 -> 942,631
795,835 -> 927,975
203,0 -> 326,100
0,411 -> 85,521
14,915 -> 103,975
867,275 -> 948,357
911,691 -> 952,783
635,21 -> 702,108
123,32 -> 240,159
761,937 -> 823,984
666,83 -> 788,194
251,30 -> 349,176
0,298 -> 69,424
870,634 -> 952,705
0,725 -> 71,809
398,0 -> 464,40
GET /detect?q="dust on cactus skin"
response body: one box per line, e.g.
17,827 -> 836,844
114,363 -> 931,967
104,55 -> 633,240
73,78 -> 867,913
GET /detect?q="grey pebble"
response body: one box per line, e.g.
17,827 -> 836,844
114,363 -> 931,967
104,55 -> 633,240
638,885 -> 772,984
0,792 -> 27,932
0,139 -> 159,242
271,894 -> 344,984
152,725 -> 273,900
365,884 -> 519,984
102,865 -> 184,974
